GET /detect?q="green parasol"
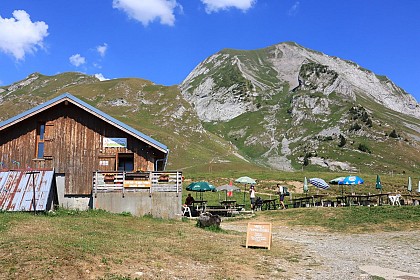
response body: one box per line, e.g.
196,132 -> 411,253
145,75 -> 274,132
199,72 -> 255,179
375,175 -> 382,191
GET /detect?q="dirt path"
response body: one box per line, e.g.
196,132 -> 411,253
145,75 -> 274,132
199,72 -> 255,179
221,223 -> 420,279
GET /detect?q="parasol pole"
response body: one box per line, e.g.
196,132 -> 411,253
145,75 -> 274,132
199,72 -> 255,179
243,184 -> 247,205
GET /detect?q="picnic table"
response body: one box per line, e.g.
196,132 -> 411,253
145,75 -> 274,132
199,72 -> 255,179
399,194 -> 420,205
220,200 -> 237,208
191,200 -> 207,213
366,193 -> 391,206
336,193 -> 393,206
261,198 -> 277,210
206,202 -> 243,216
342,194 -> 373,206
292,194 -> 327,208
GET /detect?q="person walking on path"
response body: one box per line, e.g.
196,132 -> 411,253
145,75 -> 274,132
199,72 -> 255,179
277,184 -> 286,210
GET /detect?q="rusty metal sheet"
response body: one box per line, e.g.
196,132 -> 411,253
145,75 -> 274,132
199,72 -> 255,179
0,169 -> 55,212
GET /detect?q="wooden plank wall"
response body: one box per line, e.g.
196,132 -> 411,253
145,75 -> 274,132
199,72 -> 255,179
0,102 -> 167,195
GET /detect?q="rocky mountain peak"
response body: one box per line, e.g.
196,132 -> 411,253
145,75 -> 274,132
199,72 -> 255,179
179,42 -> 419,172
181,42 -> 419,122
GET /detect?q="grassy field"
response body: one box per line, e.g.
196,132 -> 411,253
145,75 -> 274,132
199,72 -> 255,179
2,205 -> 420,280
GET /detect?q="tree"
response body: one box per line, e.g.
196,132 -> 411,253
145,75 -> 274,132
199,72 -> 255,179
365,118 -> 372,127
338,134 -> 346,147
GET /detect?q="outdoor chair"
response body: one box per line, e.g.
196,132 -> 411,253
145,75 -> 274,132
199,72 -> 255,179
388,194 -> 401,206
182,205 -> 192,217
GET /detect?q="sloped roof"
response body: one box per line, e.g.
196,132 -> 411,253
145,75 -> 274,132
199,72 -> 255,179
0,93 -> 168,153
0,169 -> 56,212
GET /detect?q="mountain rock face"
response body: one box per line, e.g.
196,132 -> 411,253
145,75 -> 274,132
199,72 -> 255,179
180,42 -> 419,122
180,42 -> 420,172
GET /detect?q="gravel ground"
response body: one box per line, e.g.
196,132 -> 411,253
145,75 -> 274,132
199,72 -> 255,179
221,224 -> 420,279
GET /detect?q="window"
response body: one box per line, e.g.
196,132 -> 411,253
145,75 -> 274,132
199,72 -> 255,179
117,153 -> 134,171
36,122 -> 46,159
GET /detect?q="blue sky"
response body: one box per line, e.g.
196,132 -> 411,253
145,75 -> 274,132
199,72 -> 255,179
0,0 -> 419,101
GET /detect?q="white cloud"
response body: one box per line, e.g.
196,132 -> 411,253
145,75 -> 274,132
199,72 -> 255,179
94,73 -> 109,81
0,10 -> 49,60
113,0 -> 179,26
288,1 -> 300,16
69,54 -> 86,67
97,43 -> 108,57
201,0 -> 256,13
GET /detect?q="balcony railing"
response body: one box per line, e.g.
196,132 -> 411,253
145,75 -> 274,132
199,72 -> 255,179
93,171 -> 183,197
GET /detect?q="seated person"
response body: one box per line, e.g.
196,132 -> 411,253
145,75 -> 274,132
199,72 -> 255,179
185,193 -> 195,206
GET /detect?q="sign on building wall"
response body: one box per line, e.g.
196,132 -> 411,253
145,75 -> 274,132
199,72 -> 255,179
99,160 -> 109,166
103,138 -> 127,148
246,222 -> 272,249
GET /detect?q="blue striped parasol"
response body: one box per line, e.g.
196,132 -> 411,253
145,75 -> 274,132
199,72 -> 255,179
309,178 -> 330,190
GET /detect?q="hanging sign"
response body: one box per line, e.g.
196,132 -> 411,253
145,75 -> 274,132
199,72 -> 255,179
246,222 -> 272,249
103,138 -> 127,148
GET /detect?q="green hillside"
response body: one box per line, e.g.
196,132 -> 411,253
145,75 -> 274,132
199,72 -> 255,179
0,72 -> 259,173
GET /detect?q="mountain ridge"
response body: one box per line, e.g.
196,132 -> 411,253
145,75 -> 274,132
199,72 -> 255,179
1,42 -> 419,174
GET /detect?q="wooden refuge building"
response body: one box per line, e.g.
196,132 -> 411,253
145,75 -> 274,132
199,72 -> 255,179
0,93 -> 182,217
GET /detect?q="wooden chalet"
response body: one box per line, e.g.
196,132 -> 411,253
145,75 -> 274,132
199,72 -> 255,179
0,93 -> 182,217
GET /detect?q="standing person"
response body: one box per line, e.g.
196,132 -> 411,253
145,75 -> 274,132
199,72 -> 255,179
249,185 -> 256,211
277,184 -> 286,210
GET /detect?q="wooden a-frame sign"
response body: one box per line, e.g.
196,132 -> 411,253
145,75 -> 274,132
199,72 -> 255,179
246,222 -> 272,250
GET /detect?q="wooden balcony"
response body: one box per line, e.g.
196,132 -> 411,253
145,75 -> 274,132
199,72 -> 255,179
93,171 -> 183,196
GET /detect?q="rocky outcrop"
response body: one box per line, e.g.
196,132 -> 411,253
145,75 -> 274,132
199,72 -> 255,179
6,73 -> 40,93
180,42 -> 419,122
197,212 -> 221,228
271,43 -> 419,118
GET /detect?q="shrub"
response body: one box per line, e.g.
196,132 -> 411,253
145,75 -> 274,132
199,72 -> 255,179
349,123 -> 361,132
389,129 -> 398,138
358,143 -> 371,153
